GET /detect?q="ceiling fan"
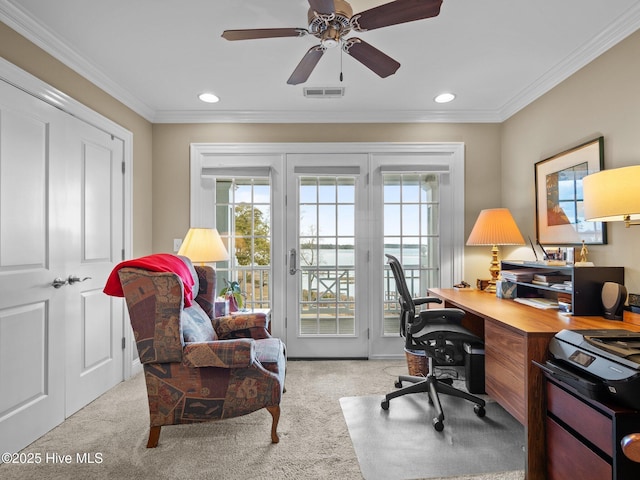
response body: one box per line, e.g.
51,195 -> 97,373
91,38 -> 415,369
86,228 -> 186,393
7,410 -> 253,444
221,0 -> 443,85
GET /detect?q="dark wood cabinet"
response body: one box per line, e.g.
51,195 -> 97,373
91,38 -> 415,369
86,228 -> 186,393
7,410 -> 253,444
500,261 -> 624,315
544,375 -> 640,480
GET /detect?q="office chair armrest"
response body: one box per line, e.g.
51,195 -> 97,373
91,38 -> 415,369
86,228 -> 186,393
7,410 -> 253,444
413,296 -> 442,306
410,308 -> 466,334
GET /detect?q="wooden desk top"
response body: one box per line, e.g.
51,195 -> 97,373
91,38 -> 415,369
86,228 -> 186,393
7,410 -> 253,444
428,288 -> 640,336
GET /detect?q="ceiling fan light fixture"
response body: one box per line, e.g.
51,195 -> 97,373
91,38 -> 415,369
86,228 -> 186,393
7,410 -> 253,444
321,26 -> 341,48
434,93 -> 456,103
198,92 -> 220,103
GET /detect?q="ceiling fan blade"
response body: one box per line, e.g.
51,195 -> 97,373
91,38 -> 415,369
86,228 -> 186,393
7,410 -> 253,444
343,38 -> 400,78
222,28 -> 307,41
352,0 -> 443,31
287,46 -> 325,85
308,0 -> 335,14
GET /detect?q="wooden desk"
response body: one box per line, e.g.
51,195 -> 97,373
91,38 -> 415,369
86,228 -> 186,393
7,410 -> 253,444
428,288 -> 640,480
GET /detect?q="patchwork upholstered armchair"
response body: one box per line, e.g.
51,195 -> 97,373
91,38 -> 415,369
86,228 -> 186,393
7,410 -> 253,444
111,254 -> 286,447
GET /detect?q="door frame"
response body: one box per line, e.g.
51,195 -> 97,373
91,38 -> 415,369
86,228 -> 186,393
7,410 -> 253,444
189,142 -> 465,358
0,58 -> 136,378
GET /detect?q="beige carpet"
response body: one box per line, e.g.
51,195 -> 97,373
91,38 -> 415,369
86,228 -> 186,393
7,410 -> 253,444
0,360 -> 524,480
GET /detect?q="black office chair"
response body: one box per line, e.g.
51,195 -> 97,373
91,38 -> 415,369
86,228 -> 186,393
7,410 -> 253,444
381,254 -> 486,431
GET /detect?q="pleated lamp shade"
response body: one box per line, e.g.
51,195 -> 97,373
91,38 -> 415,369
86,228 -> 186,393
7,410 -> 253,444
466,208 -> 525,246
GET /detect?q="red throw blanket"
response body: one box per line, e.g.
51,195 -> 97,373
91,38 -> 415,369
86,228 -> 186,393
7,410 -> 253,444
103,253 -> 195,307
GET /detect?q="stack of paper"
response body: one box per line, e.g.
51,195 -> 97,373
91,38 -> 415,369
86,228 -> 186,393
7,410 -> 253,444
531,273 -> 571,286
514,297 -> 559,309
500,268 -> 543,283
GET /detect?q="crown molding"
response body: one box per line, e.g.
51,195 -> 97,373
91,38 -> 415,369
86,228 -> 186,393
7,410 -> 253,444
151,108 -> 503,124
498,1 -> 640,120
0,0 -> 156,121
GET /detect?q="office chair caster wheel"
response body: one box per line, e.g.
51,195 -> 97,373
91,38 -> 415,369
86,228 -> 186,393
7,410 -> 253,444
395,380 -> 402,388
474,405 -> 486,417
381,399 -> 390,410
433,418 -> 444,432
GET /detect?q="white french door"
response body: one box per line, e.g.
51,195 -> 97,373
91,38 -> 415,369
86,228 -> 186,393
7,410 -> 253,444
189,143 -> 465,360
285,154 -> 370,358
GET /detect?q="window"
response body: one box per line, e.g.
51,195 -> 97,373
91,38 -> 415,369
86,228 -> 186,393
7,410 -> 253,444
298,176 -> 356,335
382,173 -> 441,335
214,177 -> 271,310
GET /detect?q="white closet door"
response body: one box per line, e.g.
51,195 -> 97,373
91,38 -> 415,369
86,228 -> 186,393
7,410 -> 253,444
63,117 -> 124,416
0,78 -> 125,453
0,80 -> 67,454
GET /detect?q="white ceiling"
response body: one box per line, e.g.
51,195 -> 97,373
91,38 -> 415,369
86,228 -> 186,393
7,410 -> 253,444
2,0 -> 640,123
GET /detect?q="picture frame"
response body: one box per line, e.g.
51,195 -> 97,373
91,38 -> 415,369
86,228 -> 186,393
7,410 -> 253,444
535,137 -> 606,245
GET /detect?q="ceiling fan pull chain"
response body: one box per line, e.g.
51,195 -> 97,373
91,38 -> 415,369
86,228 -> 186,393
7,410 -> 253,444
340,46 -> 344,82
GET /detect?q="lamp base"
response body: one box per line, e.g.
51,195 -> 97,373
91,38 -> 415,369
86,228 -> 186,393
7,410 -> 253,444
486,244 -> 500,294
574,261 -> 595,267
484,281 -> 497,294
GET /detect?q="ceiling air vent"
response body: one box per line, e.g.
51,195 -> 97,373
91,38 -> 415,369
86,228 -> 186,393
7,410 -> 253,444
303,87 -> 345,98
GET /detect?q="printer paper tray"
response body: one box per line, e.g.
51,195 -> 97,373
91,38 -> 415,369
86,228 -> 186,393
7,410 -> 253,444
534,360 -> 607,401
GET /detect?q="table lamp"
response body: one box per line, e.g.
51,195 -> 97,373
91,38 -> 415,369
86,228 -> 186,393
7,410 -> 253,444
177,228 -> 230,265
467,208 -> 525,293
583,165 -> 640,228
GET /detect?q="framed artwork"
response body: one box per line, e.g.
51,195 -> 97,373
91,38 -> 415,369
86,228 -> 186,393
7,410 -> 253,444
535,137 -> 606,245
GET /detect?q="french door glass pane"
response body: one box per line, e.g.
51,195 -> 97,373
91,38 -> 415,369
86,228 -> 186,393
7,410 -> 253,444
299,176 -> 356,336
383,173 -> 440,335
215,177 -> 271,310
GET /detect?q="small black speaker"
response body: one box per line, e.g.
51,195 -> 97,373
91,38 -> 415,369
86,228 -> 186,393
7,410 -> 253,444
601,282 -> 627,320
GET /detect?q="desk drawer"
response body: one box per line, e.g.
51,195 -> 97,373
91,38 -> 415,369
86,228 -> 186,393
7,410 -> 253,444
484,320 -> 525,423
546,380 -> 612,456
546,416 -> 612,480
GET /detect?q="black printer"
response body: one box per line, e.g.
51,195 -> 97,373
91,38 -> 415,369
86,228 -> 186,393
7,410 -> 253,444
542,328 -> 640,410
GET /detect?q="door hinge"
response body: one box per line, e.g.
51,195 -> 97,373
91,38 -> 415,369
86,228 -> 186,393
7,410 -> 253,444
367,328 -> 370,339
121,248 -> 125,261
285,317 -> 287,329
121,337 -> 126,350
121,161 -> 125,174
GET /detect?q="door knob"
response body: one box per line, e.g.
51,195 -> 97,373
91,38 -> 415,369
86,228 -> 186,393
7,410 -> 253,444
51,277 -> 68,289
67,275 -> 91,285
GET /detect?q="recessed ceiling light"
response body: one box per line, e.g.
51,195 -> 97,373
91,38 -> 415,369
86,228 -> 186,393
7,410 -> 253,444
434,93 -> 456,104
198,92 -> 220,103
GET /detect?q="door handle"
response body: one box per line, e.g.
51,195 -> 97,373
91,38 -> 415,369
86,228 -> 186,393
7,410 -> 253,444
51,277 -> 68,289
289,248 -> 299,275
67,275 -> 92,285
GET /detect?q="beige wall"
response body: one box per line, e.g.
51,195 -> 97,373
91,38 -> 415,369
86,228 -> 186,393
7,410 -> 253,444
501,29 -> 640,293
152,122 -> 502,282
0,23 -> 154,257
